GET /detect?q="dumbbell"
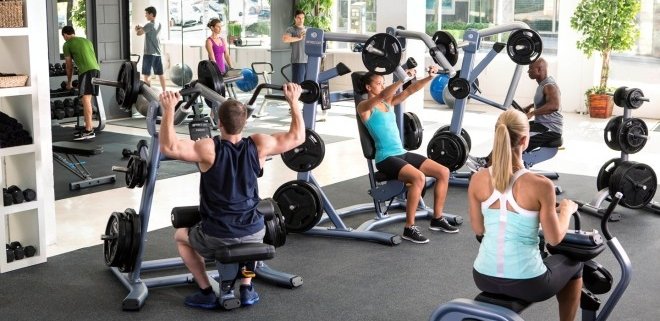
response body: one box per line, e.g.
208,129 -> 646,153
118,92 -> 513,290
6,185 -> 24,204
122,148 -> 138,159
6,244 -> 14,263
49,63 -> 56,77
9,241 -> 24,260
63,98 -> 75,117
53,63 -> 63,75
24,245 -> 37,257
2,188 -> 12,206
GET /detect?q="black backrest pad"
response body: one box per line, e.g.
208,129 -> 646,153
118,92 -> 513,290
352,72 -> 376,159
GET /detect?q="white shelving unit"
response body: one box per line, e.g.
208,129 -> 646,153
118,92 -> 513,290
0,1 -> 54,273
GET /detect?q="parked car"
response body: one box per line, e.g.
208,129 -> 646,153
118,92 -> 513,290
257,9 -> 270,20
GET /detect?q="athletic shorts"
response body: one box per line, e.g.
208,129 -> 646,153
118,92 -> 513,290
78,69 -> 100,97
141,54 -> 164,75
188,224 -> 265,260
473,254 -> 583,302
375,152 -> 427,180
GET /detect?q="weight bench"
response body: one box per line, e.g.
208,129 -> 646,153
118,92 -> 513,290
52,141 -> 117,191
171,204 -> 276,310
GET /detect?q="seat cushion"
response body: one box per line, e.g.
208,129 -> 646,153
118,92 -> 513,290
474,292 -> 532,314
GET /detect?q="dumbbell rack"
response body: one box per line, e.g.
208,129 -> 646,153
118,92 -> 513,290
580,87 -> 659,221
48,62 -> 106,131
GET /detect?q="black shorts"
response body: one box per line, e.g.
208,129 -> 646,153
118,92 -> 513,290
375,152 -> 427,180
473,254 -> 583,302
527,121 -> 561,152
78,69 -> 100,97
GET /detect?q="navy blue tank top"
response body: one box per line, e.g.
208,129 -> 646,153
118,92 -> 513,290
199,136 -> 264,238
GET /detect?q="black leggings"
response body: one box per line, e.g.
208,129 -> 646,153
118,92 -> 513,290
527,121 -> 561,152
473,254 -> 583,302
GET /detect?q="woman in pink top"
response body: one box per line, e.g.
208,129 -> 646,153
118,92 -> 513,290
205,18 -> 233,74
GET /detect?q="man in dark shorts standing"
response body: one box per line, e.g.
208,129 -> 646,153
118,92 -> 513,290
62,26 -> 99,140
135,6 -> 166,92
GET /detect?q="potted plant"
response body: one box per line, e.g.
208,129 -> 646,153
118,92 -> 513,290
570,0 -> 640,118
227,21 -> 242,45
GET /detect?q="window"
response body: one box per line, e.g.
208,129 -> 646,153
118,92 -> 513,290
57,0 -> 87,57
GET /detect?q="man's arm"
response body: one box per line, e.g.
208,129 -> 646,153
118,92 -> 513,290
391,65 -> 438,106
282,28 -> 304,43
64,56 -> 74,90
251,83 -> 304,165
135,25 -> 145,36
527,84 -> 560,118
159,91 -> 213,164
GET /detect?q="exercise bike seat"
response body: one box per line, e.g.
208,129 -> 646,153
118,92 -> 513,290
474,292 -> 532,314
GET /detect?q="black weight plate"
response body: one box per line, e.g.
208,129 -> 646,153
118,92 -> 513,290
613,86 -> 627,108
116,62 -> 139,109
626,88 -> 646,109
426,132 -> 469,172
117,210 -> 133,273
435,125 -> 472,151
447,77 -> 470,99
299,80 -> 321,104
362,33 -> 403,75
124,155 -> 138,188
120,208 -> 141,273
102,212 -> 122,267
603,116 -> 623,151
273,180 -> 324,233
403,112 -> 423,150
617,118 -> 648,154
506,29 -> 543,65
610,161 -> 657,209
596,158 -> 622,191
281,128 -> 325,172
432,31 -> 459,66
198,60 -> 226,94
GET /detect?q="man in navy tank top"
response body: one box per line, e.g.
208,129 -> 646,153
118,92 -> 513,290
159,83 -> 304,310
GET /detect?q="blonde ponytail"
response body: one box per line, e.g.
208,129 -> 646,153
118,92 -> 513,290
491,123 -> 513,192
490,109 -> 529,192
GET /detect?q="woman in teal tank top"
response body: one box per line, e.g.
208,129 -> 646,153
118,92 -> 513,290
467,109 -> 582,321
356,67 -> 458,245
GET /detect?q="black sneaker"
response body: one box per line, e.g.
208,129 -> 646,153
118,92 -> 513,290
73,129 -> 95,140
239,284 -> 260,306
402,225 -> 429,244
429,217 -> 459,233
184,290 -> 219,310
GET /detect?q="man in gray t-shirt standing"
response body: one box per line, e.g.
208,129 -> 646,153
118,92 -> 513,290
135,6 -> 166,91
281,9 -> 308,84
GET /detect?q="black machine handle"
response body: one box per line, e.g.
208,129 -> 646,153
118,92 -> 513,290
251,62 -> 274,74
246,83 -> 312,106
602,192 -> 622,240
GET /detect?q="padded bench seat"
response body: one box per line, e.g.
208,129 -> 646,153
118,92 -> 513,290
52,141 -> 103,156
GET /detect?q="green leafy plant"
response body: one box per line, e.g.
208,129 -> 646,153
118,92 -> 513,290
71,0 -> 86,30
296,0 -> 333,31
570,0 -> 640,94
227,21 -> 242,37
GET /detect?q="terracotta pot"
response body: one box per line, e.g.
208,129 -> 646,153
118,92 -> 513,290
588,94 -> 613,118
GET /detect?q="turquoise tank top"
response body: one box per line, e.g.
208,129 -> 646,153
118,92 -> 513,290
363,102 -> 406,163
473,169 -> 547,279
